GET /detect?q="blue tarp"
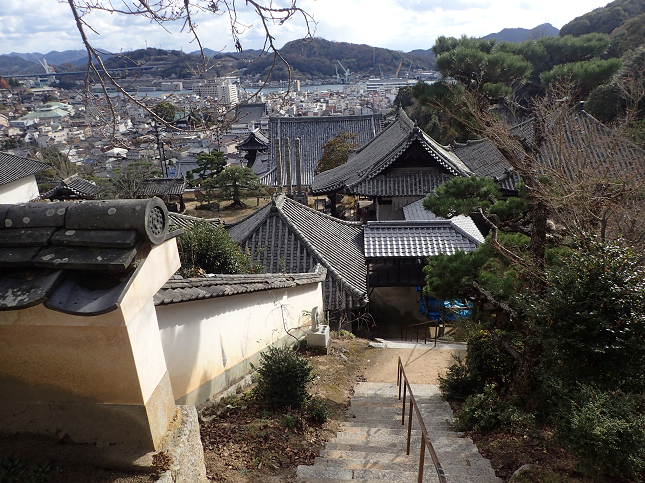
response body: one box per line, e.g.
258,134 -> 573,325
415,287 -> 471,321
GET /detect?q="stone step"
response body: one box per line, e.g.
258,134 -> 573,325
313,456 -> 497,476
341,420 -> 452,430
320,446 -> 487,462
333,430 -> 468,447
295,479 -> 411,483
348,402 -> 452,412
320,450 -> 493,467
331,434 -> 481,454
317,451 -> 495,470
350,397 -> 449,404
296,465 -> 440,482
345,412 -> 454,422
353,385 -> 441,398
335,426 -> 459,437
312,461 -> 498,482
297,465 -> 501,483
297,382 -> 501,483
348,405 -> 452,413
296,477 -> 501,483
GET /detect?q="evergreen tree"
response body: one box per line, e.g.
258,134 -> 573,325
315,132 -> 360,173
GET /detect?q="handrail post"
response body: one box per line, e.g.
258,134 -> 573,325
406,394 -> 413,455
398,355 -> 448,483
418,433 -> 426,483
401,383 -> 407,424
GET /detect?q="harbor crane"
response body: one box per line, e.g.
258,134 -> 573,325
335,64 -> 342,84
336,60 -> 350,84
395,60 -> 403,78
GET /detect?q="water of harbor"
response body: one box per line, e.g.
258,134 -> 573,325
110,84 -> 349,98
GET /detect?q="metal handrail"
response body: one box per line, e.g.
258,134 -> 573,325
397,356 -> 447,483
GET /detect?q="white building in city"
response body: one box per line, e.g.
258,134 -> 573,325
194,79 -> 239,106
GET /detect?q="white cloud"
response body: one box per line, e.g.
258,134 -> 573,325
0,0 -> 613,56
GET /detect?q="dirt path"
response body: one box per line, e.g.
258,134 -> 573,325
363,340 -> 466,385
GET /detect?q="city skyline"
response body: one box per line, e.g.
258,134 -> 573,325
2,0 -> 610,57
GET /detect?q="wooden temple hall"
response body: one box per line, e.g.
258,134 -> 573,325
225,109 -> 524,324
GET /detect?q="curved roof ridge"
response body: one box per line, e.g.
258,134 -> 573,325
273,197 -> 367,302
278,194 -> 364,227
350,111 -> 412,157
417,130 -> 473,176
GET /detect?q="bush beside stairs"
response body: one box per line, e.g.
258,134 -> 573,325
296,382 -> 501,483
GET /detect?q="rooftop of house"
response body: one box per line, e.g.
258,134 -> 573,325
0,198 -> 179,316
402,198 -> 485,243
266,113 -> 383,187
41,175 -> 103,200
234,103 -> 267,125
510,111 -> 645,181
363,220 -> 482,258
0,152 -> 50,187
136,177 -> 187,197
227,194 -> 367,310
236,129 -> 269,152
311,110 -> 474,196
168,212 -> 222,230
154,264 -> 326,305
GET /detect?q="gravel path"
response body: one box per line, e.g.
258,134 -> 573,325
362,339 -> 467,385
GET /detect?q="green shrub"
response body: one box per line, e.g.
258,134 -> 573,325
556,385 -> 645,481
280,414 -> 297,429
439,355 -> 476,400
177,221 -> 254,276
307,397 -> 330,423
528,240 -> 645,393
454,386 -> 503,432
439,330 -> 519,401
253,346 -> 314,409
454,386 -> 535,434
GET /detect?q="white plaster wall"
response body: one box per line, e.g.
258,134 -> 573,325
376,200 -> 405,220
155,282 -> 323,402
0,176 -> 40,204
127,298 -> 169,403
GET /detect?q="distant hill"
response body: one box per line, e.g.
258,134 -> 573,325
0,41 -> 436,81
0,56 -> 44,76
560,0 -> 645,37
482,23 -> 559,43
242,38 -> 436,80
6,50 -> 87,66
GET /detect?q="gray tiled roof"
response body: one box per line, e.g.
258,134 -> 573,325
237,129 -> 269,151
402,198 -> 485,243
269,114 -> 382,187
42,175 -> 103,200
0,152 -> 49,187
227,194 -> 367,310
168,212 -> 222,229
350,171 -> 453,196
311,110 -> 473,195
154,264 -> 326,305
235,103 -> 267,124
0,199 -> 176,315
364,220 -> 481,258
510,111 -> 645,181
451,138 -> 518,191
136,177 -> 186,197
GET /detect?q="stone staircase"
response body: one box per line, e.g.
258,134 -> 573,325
296,382 -> 501,483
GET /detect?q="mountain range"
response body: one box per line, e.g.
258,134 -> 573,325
482,23 -> 559,42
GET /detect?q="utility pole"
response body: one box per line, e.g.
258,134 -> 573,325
152,121 -> 168,177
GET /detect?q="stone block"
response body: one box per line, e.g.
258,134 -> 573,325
306,324 -> 330,354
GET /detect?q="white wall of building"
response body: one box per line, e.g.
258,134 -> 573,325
155,282 -> 323,405
0,175 -> 40,204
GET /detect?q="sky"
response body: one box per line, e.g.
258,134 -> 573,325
0,0 -> 611,57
